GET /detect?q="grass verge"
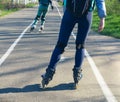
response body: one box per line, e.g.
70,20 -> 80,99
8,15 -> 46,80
0,3 -> 36,17
92,11 -> 120,39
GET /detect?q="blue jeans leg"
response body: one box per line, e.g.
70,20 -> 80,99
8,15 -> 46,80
74,13 -> 92,68
48,10 -> 76,69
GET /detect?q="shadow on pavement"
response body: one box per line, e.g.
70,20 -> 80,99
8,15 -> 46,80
0,83 -> 75,94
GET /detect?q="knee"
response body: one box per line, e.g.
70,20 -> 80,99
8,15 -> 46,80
76,43 -> 85,50
35,15 -> 40,20
56,42 -> 67,53
41,15 -> 45,21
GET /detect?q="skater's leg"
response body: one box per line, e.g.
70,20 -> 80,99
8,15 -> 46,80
48,10 -> 76,70
73,12 -> 93,85
30,5 -> 43,31
39,6 -> 48,31
41,10 -> 76,87
33,4 -> 43,25
40,10 -> 47,26
75,12 -> 93,69
39,11 -> 47,31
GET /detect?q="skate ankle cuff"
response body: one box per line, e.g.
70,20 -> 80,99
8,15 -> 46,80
46,68 -> 55,73
73,67 -> 82,72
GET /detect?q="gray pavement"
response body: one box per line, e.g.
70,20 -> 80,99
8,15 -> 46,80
0,2 -> 120,102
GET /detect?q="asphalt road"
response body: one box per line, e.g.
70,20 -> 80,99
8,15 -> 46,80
0,1 -> 120,102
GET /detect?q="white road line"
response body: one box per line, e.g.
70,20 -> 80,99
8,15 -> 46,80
85,50 -> 118,102
53,1 -> 118,102
0,23 -> 32,66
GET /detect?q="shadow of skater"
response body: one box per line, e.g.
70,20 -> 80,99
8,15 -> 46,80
0,83 -> 75,94
0,84 -> 40,94
40,82 -> 75,91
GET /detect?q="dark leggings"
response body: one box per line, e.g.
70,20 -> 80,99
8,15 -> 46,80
48,10 -> 92,70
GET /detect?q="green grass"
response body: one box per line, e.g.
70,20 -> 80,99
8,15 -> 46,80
58,1 -> 63,6
0,3 -> 36,17
0,9 -> 19,17
25,3 -> 37,8
92,11 -> 120,39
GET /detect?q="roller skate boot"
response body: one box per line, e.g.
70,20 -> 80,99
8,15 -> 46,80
30,24 -> 36,32
39,25 -> 44,32
41,69 -> 55,88
73,68 -> 83,89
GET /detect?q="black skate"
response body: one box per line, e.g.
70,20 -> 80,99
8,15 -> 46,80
41,69 -> 55,88
39,25 -> 44,32
73,68 -> 83,89
30,25 -> 36,32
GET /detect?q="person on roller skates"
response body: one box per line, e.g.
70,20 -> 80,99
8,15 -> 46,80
30,0 -> 54,32
41,0 -> 107,89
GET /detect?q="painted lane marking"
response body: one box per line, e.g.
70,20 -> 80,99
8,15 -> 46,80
0,23 -> 32,66
85,50 -> 117,102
